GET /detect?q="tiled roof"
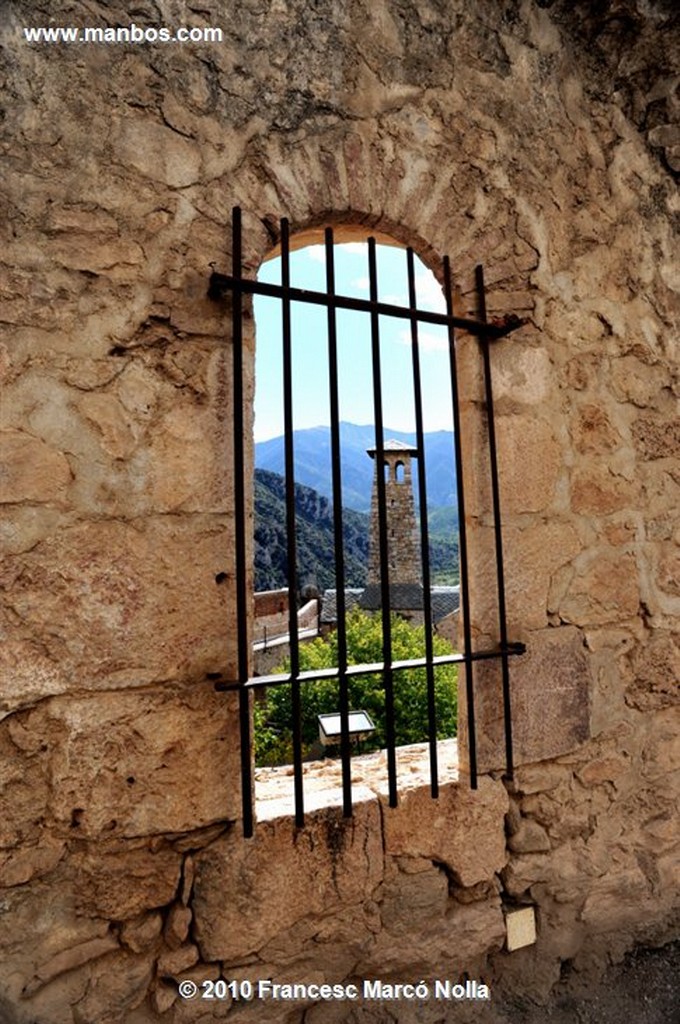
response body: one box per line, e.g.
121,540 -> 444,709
319,588 -> 363,624
366,438 -> 419,457
321,585 -> 460,624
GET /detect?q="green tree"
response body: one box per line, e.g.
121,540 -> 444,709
254,609 -> 457,766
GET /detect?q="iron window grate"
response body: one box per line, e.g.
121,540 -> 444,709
210,207 -> 526,837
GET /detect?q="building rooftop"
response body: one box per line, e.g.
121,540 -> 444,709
366,438 -> 419,457
321,585 -> 460,625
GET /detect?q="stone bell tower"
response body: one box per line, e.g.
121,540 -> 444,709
366,439 -> 421,586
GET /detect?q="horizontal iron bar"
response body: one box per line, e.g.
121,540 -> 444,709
214,643 -> 526,692
208,272 -> 524,340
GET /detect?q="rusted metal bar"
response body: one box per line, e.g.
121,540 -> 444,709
476,264 -> 514,780
406,247 -> 439,798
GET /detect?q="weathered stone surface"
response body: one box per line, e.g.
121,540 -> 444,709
39,687 -> 239,838
71,952 -> 154,1024
463,627 -> 591,773
25,934 -> 120,996
571,404 -> 622,454
163,904 -> 192,950
114,118 -> 201,188
156,944 -> 199,979
632,416 -> 680,460
503,521 -> 581,631
0,640 -> 65,722
0,837 -> 65,887
79,393 -> 138,460
497,415 -> 562,515
379,776 -> 509,887
508,818 -> 552,854
571,463 -> 638,515
625,633 -> 680,712
0,518 -> 238,698
362,882 -> 505,977
192,791 -> 383,961
120,913 -> 164,955
0,721 -> 50,848
0,429 -> 72,503
151,980 -> 178,1015
74,848 -> 181,921
557,551 -> 640,626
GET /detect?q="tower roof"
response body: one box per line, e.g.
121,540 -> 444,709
366,438 -> 419,458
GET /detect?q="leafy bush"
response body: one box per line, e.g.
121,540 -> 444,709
254,609 -> 457,766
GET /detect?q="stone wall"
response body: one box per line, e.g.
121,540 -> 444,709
1,0 -> 678,1022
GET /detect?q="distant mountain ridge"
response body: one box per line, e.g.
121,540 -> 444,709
255,422 -> 457,512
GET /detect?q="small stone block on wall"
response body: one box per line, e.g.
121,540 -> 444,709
505,906 -> 537,952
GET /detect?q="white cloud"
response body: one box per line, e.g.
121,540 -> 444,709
338,242 -> 368,254
397,328 -> 449,353
305,245 -> 327,264
353,276 -> 370,291
415,272 -> 446,313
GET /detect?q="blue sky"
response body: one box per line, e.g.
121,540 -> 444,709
254,243 -> 455,442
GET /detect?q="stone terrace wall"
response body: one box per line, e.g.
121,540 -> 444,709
1,0 -> 678,1021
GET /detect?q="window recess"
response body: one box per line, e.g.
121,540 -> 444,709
209,207 -> 526,838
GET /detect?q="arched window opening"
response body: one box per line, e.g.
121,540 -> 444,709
250,230 -> 461,798
208,207 -> 525,835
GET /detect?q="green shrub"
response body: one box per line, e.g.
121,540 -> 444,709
254,608 -> 457,766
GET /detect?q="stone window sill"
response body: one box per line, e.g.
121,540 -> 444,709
255,738 -> 459,820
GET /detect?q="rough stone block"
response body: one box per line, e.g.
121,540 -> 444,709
115,118 -> 201,188
571,404 -> 622,454
503,521 -> 581,632
163,903 -> 192,950
0,517 -> 240,699
558,551 -> 639,626
625,633 -> 680,713
570,463 -> 637,515
120,913 -> 164,955
361,892 -> 505,977
497,415 -> 562,514
25,934 -> 120,996
192,790 -> 383,962
0,429 -> 72,503
73,847 -> 181,921
44,687 -> 240,838
70,951 -> 154,1024
632,416 -> 680,460
460,627 -> 591,774
508,818 -> 551,853
379,776 -> 509,887
156,944 -> 199,979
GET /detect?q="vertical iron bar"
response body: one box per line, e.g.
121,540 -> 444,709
444,256 -> 478,789
325,227 -> 353,817
368,238 -> 397,807
281,218 -> 305,825
407,249 -> 438,798
232,207 -> 254,836
475,265 -> 514,779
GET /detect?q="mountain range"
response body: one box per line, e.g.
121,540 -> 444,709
255,422 -> 458,513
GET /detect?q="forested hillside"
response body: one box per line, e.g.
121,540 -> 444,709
254,470 -> 459,592
254,469 -> 369,592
